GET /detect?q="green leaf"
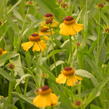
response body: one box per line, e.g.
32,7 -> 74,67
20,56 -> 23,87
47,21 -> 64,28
47,49 -> 65,59
0,68 -> 13,81
35,0 -> 65,20
75,69 -> 98,86
7,0 -> 22,14
90,104 -> 102,109
3,105 -> 18,109
15,74 -> 31,88
50,60 -> 64,70
0,52 -> 19,66
84,77 -> 109,108
10,54 -> 24,76
38,65 -> 55,80
12,92 -> 33,105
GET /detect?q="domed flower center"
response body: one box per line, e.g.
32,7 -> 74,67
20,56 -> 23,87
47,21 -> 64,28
38,85 -> 52,95
44,13 -> 53,18
105,27 -> 109,33
0,48 -> 3,55
97,3 -> 104,8
40,27 -> 49,32
44,13 -> 54,22
26,1 -> 33,5
46,19 -> 53,24
8,63 -> 15,69
75,101 -> 81,106
29,33 -> 40,42
64,16 -> 75,25
63,67 -> 75,76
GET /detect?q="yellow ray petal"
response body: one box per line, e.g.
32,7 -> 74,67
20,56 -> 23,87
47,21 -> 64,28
72,24 -> 83,33
66,76 -> 78,86
32,42 -> 40,51
2,51 -> 7,55
38,40 -> 46,51
75,75 -> 83,80
56,73 -> 67,84
50,93 -> 58,105
43,36 -> 49,40
60,23 -> 76,36
51,20 -> 59,27
33,95 -> 51,108
21,41 -> 33,51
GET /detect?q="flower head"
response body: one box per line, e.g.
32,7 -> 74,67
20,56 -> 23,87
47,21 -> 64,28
44,13 -> 54,20
57,0 -> 63,4
8,63 -> 15,69
59,16 -> 83,36
56,67 -> 82,86
40,13 -> 59,28
72,99 -> 83,108
39,26 -> 54,36
96,3 -> 105,8
104,26 -> 109,33
33,85 -> 58,108
26,1 -> 33,5
0,48 -> 7,56
61,2 -> 68,8
21,33 -> 46,52
106,0 -> 109,2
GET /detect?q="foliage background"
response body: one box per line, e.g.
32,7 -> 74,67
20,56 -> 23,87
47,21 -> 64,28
0,0 -> 109,109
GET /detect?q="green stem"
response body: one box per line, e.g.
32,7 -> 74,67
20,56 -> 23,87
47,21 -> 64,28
49,26 -> 58,75
16,86 -> 25,109
68,36 -> 73,66
8,71 -> 15,104
96,9 -> 101,65
24,78 -> 29,96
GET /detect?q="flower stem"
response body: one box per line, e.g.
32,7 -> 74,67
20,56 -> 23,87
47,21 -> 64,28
68,36 -> 73,66
49,26 -> 58,75
96,8 -> 101,65
8,71 -> 15,104
24,78 -> 29,96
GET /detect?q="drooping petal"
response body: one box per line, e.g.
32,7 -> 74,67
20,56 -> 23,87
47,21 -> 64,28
32,42 -> 40,51
56,73 -> 67,84
66,76 -> 78,86
33,95 -> 51,108
2,51 -> 7,55
51,20 -> 59,27
21,41 -> 33,51
72,24 -> 83,33
43,36 -> 49,40
38,40 -> 46,51
60,23 -> 76,36
50,93 -> 58,105
75,75 -> 83,80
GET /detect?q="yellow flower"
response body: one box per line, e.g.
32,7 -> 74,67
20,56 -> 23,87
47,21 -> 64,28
104,26 -> 109,33
56,67 -> 82,86
0,48 -> 7,56
39,26 -> 54,36
33,85 -> 58,108
59,16 -> 83,36
21,33 -> 46,52
40,13 -> 59,28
